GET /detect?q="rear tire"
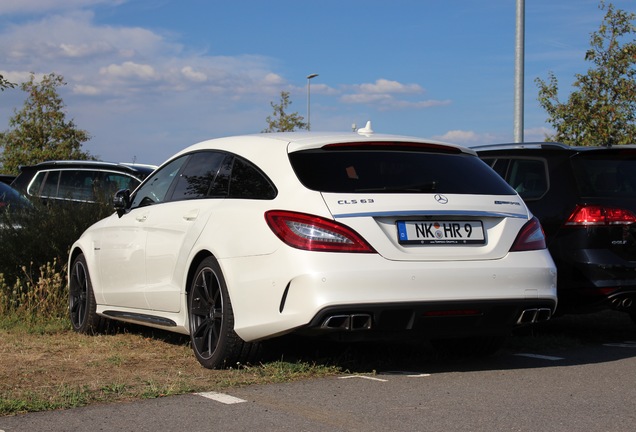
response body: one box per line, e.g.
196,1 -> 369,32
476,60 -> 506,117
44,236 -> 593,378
188,256 -> 260,369
69,253 -> 103,334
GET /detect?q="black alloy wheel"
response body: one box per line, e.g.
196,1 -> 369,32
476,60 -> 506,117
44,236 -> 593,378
188,257 -> 242,369
69,253 -> 102,333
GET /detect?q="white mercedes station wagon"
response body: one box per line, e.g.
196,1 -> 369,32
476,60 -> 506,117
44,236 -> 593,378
68,126 -> 557,368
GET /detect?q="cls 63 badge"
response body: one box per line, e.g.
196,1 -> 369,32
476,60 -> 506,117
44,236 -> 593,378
337,199 -> 375,205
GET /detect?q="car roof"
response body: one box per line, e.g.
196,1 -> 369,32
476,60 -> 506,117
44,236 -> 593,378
17,160 -> 157,176
472,142 -> 636,153
172,130 -> 474,160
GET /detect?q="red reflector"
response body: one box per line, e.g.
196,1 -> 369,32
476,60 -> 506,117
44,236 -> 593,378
423,309 -> 482,317
565,205 -> 636,226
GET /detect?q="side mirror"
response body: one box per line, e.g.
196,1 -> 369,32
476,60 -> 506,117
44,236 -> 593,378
113,189 -> 131,218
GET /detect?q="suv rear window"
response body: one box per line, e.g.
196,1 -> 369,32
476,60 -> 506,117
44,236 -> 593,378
289,146 -> 515,195
572,152 -> 636,197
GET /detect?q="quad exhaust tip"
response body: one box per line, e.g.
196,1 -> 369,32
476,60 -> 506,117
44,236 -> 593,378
517,308 -> 552,325
321,314 -> 372,331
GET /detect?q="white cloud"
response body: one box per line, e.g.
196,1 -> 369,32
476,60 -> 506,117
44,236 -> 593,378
73,84 -> 101,95
179,66 -> 207,83
100,61 -> 157,80
339,79 -> 447,111
433,130 -> 498,145
435,130 -> 480,143
355,79 -> 424,94
59,41 -> 114,58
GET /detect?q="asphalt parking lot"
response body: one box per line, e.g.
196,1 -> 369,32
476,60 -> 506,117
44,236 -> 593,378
2,311 -> 636,432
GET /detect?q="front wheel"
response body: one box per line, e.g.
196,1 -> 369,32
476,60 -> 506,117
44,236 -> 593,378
188,257 -> 260,369
69,253 -> 103,334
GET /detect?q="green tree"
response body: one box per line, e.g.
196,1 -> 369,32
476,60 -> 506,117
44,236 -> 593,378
535,1 -> 636,146
262,90 -> 307,132
0,73 -> 15,92
0,73 -> 93,174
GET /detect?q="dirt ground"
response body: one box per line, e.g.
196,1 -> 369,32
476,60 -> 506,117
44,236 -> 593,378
0,325 -> 337,415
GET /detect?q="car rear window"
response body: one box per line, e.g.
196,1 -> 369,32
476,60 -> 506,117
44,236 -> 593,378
572,151 -> 636,197
289,145 -> 516,195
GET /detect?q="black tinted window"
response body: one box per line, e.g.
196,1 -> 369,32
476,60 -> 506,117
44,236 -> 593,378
171,151 -> 227,200
572,152 -> 636,197
506,159 -> 548,200
131,156 -> 188,208
40,171 -> 61,198
228,157 -> 277,199
290,148 -> 515,195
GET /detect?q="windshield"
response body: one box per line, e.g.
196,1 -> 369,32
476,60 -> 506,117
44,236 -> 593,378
572,151 -> 636,198
289,147 -> 516,195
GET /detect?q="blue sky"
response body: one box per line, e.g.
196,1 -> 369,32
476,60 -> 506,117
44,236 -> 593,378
0,0 -> 633,165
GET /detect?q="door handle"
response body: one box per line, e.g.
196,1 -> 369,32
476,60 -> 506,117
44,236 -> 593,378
183,209 -> 199,221
136,214 -> 148,222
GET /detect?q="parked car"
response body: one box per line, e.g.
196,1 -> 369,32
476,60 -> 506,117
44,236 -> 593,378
11,160 -> 156,204
0,181 -> 32,230
475,142 -> 636,320
68,128 -> 557,368
0,181 -> 32,213
0,174 -> 16,185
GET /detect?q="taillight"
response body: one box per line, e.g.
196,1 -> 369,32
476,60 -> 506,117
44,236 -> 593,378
510,217 -> 547,252
265,210 -> 376,253
565,205 -> 636,226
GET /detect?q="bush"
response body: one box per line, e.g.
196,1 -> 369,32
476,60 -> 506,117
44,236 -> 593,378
0,199 -> 113,321
0,260 -> 68,323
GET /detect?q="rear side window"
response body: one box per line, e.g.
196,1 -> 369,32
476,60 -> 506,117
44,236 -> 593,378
289,148 -> 515,195
227,157 -> 277,199
170,151 -> 226,200
480,157 -> 548,200
572,152 -> 636,197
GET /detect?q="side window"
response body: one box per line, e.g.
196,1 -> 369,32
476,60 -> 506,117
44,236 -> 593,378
227,157 -> 277,199
507,159 -> 548,200
28,171 -> 51,197
101,172 -> 139,195
41,171 -> 61,198
131,156 -> 189,209
58,170 -> 96,201
170,151 -> 227,201
487,158 -> 511,180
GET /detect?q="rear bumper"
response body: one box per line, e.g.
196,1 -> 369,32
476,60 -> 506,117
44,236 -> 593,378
301,298 -> 556,340
223,249 -> 557,341
554,248 -> 636,312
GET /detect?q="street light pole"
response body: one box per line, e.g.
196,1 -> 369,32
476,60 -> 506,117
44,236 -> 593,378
513,0 -> 525,143
306,73 -> 318,131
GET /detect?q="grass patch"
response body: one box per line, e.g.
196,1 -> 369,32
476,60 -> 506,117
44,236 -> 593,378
0,323 -> 341,416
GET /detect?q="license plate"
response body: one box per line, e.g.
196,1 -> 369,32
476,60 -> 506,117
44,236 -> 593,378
396,220 -> 485,245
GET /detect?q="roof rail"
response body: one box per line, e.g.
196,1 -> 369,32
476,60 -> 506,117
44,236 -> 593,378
470,142 -> 569,151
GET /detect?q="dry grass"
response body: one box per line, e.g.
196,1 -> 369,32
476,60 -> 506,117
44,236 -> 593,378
0,325 -> 341,416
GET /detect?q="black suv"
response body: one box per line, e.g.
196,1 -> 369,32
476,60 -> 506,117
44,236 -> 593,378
11,160 -> 156,204
475,142 -> 636,320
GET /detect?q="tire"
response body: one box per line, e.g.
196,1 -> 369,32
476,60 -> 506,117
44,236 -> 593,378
69,253 -> 103,334
188,256 -> 260,369
431,335 -> 506,358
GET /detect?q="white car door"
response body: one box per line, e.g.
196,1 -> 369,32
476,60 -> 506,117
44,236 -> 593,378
99,156 -> 188,309
143,151 -> 229,312
97,207 -> 149,309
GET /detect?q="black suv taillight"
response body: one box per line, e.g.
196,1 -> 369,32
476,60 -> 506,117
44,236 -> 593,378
510,217 -> 547,252
565,205 -> 636,226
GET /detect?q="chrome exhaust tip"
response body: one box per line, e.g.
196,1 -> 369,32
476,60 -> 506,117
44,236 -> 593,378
321,314 -> 372,330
